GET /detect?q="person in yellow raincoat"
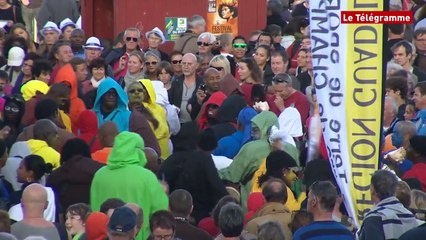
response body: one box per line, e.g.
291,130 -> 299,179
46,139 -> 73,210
137,79 -> 170,159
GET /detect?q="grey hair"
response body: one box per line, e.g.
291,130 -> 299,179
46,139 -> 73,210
257,221 -> 286,240
144,51 -> 160,62
218,203 -> 244,237
0,233 -> 17,240
188,15 -> 206,29
124,27 -> 141,39
23,237 -> 47,240
385,96 -> 398,115
394,121 -> 417,137
198,32 -> 217,44
210,55 -> 231,75
387,61 -> 404,75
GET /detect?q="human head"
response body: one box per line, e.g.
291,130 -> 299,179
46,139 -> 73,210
169,189 -> 193,217
123,27 -> 141,52
289,210 -> 314,234
146,27 -> 165,49
203,68 -> 221,92
197,32 -> 216,54
84,36 -> 104,63
40,21 -> 60,45
307,181 -> 338,215
254,45 -> 271,67
407,135 -> 426,163
386,77 -> 408,101
410,189 -> 426,220
69,57 -> 88,82
65,203 -> 92,237
50,40 -> 74,65
32,59 -> 52,83
209,54 -> 231,79
59,18 -> 76,40
198,53 -> 214,74
272,73 -> 294,99
391,121 -> 416,148
126,81 -> 145,107
395,181 -> 411,208
212,195 -> 238,226
270,51 -> 289,75
414,82 -> 426,109
257,32 -> 273,47
98,121 -> 119,148
100,198 -> 125,217
89,57 -> 107,81
125,203 -> 144,236
404,102 -> 417,121
21,183 -> 48,219
262,178 -> 288,204
33,119 -> 59,149
170,51 -> 183,75
144,51 -> 160,75
259,150 -> 298,188
156,61 -> 173,86
85,212 -> 109,240
17,155 -> 52,183
384,96 -> 398,124
128,51 -> 145,75
217,33 -> 233,54
387,62 -> 404,77
10,23 -> 31,42
414,28 -> 426,51
46,83 -> 70,113
150,210 -> 176,240
34,98 -> 59,121
70,29 -> 86,49
232,35 -> 247,60
238,57 -> 262,84
3,94 -> 25,126
370,169 -> 399,203
267,0 -> 283,16
218,1 -> 238,19
21,53 -> 40,78
296,48 -> 308,68
0,210 -> 10,233
187,15 -> 206,34
181,53 -> 198,77
392,40 -> 413,68
108,206 -> 137,240
218,203 -> 244,238
257,221 -> 286,240
60,138 -> 92,164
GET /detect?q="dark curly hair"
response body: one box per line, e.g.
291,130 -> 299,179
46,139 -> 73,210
218,4 -> 238,19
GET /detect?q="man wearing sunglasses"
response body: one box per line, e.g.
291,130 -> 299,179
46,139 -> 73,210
173,15 -> 206,55
105,27 -> 142,80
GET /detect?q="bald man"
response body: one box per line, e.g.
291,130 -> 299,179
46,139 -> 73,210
126,203 -> 144,238
27,119 -> 61,169
92,121 -> 119,164
169,53 -> 203,123
11,183 -> 61,240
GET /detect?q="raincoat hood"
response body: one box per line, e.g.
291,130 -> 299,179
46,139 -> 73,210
107,131 -> 147,170
238,107 -> 258,144
251,111 -> 278,140
220,73 -> 242,96
21,80 -> 49,101
139,79 -> 157,105
93,78 -> 130,132
278,107 -> 303,138
77,110 -> 98,134
199,91 -> 227,129
55,64 -> 78,100
151,80 -> 169,106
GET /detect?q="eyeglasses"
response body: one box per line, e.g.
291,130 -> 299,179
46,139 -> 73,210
4,106 -> 19,113
146,61 -> 158,66
197,41 -> 212,47
210,66 -> 224,71
233,43 -> 247,49
125,37 -> 139,42
272,74 -> 291,83
129,88 -> 144,94
171,60 -> 182,64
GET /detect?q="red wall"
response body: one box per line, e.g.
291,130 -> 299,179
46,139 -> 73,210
81,0 -> 267,53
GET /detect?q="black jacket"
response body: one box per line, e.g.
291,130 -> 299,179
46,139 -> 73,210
169,75 -> 204,109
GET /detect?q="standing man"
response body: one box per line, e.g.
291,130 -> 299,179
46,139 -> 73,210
169,53 -> 203,123
83,36 -> 113,79
105,27 -> 142,80
173,15 -> 206,54
38,21 -> 61,59
293,181 -> 353,240
50,40 -> 74,84
392,40 -> 426,82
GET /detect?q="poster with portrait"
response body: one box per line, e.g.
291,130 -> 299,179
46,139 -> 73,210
206,0 -> 238,36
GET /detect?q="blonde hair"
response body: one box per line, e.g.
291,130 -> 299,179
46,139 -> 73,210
410,189 -> 426,220
209,55 -> 231,75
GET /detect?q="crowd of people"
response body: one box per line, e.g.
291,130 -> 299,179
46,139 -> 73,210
0,0 -> 426,239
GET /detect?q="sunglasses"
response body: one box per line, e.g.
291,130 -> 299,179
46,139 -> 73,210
171,60 -> 182,64
210,66 -> 224,71
233,43 -> 247,49
197,41 -> 212,47
272,74 -> 291,83
5,106 -> 19,113
125,37 -> 139,42
146,61 -> 158,66
129,88 -> 144,94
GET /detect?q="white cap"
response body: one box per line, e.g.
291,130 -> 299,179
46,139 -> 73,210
7,47 -> 25,67
59,18 -> 76,31
40,21 -> 61,36
145,27 -> 166,44
83,36 -> 104,50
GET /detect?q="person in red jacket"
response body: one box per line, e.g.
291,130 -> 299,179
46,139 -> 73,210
403,135 -> 426,191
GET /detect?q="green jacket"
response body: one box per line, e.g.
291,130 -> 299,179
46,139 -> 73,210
90,131 -> 168,240
219,111 -> 278,211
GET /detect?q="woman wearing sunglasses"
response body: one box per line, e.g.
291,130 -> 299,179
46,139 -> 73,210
1,94 -> 25,149
144,51 -> 161,80
197,32 -> 216,55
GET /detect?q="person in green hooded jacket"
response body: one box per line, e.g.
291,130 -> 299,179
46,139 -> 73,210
90,131 -> 168,240
219,110 -> 278,212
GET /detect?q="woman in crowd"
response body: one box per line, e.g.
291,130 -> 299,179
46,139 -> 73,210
144,51 -> 161,80
145,27 -> 169,61
253,45 -> 273,85
198,32 -> 217,55
9,23 -> 37,53
82,57 -> 108,95
12,52 -> 40,94
59,18 -> 76,41
238,57 -> 263,84
0,94 -> 25,149
156,61 -> 173,91
121,51 -> 145,89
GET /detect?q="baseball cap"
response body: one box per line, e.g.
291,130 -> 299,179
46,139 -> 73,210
108,206 -> 137,233
83,36 -> 104,50
7,47 -> 25,67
